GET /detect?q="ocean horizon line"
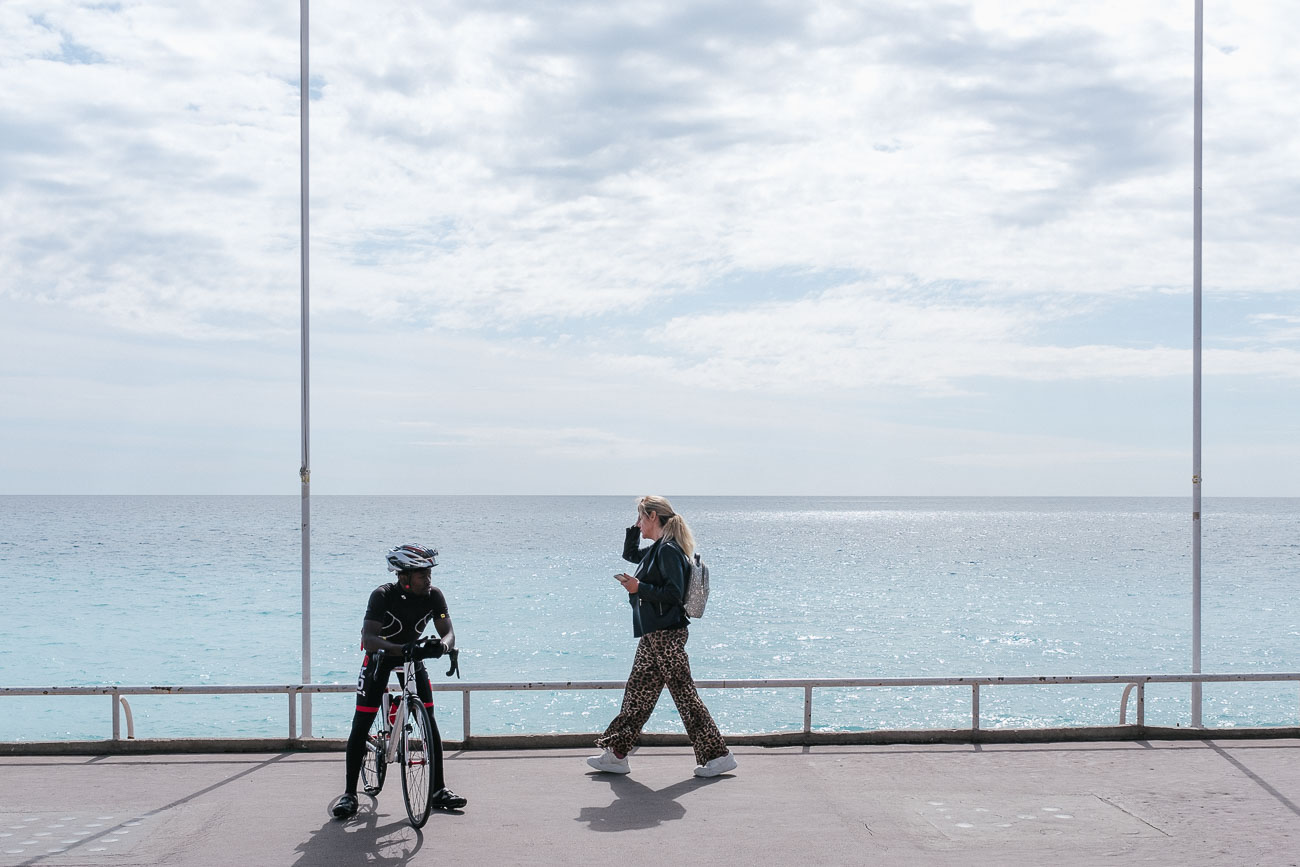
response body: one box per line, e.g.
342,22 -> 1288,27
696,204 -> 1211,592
5,492 -> 1299,500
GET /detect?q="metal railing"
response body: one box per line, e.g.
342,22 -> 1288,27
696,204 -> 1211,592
3,672 -> 1299,742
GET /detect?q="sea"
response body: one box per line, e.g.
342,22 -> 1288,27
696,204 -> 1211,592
2,496 -> 1297,742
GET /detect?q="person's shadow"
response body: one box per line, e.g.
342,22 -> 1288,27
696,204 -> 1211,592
577,774 -> 723,832
290,796 -> 428,866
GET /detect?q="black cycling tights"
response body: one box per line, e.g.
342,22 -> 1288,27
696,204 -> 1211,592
345,706 -> 445,796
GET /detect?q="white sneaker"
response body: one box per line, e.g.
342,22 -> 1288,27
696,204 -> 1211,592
586,749 -> 631,774
693,751 -> 737,778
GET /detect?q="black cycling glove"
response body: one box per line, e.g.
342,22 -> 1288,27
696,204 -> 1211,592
401,639 -> 444,660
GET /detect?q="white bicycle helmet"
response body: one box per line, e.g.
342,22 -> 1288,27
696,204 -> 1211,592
386,543 -> 438,572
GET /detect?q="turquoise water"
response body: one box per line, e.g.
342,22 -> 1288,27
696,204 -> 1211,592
2,495 -> 1298,740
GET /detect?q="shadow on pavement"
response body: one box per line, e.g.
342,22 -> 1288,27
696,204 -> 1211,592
291,797 -> 428,867
16,753 -> 295,867
576,773 -> 723,832
1207,741 -> 1300,817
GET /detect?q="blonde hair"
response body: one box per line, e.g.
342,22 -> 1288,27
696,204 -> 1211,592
638,495 -> 695,559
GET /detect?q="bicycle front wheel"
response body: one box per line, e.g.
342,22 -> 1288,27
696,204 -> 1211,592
360,709 -> 387,796
400,699 -> 436,828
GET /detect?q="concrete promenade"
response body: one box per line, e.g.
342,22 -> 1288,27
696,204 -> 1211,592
1,739 -> 1298,866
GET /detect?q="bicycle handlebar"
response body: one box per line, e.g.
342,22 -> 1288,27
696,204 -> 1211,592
382,641 -> 461,678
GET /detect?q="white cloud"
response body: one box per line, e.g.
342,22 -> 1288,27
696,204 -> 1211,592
1,1 -> 300,339
1245,314 -> 1300,346
642,282 -> 1300,393
2,0 -> 1297,494
6,0 -> 1297,337
406,423 -> 710,460
929,447 -> 1184,470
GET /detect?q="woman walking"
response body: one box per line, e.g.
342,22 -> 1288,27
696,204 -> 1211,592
587,495 -> 737,778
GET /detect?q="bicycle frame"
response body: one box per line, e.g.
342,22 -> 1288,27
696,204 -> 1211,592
377,658 -> 421,763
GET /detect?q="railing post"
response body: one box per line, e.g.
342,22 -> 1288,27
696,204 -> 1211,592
804,685 -> 813,734
112,689 -> 120,741
289,690 -> 297,740
971,684 -> 980,732
462,690 -> 471,742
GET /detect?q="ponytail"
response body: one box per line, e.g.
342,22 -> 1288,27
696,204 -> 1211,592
638,495 -> 695,559
662,514 -> 695,560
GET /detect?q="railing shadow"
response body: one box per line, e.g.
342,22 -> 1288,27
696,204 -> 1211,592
15,753 -> 294,867
1206,741 -> 1300,817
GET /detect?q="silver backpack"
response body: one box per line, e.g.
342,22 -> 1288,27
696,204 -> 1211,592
683,551 -> 710,619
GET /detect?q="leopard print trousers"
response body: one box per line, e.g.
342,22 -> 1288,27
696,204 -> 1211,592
595,627 -> 728,766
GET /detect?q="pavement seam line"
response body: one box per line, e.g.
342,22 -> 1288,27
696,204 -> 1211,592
1095,794 -> 1173,838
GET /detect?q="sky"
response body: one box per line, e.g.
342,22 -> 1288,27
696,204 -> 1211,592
1,0 -> 1297,496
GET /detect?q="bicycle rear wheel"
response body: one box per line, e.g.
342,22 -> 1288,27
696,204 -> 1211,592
400,699 -> 436,828
360,709 -> 387,796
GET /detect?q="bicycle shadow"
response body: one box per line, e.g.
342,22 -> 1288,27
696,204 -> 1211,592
290,799 -> 425,867
576,774 -> 723,832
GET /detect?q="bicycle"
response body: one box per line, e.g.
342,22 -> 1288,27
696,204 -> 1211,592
359,641 -> 461,828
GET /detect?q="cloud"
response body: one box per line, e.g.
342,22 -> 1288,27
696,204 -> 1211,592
2,1 -> 1298,495
640,280 -> 1300,393
5,0 -> 1297,345
1246,314 -> 1300,345
406,423 -> 710,460
0,1 -> 300,339
928,446 -> 1184,470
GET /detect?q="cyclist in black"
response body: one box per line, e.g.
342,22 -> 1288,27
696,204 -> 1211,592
332,544 -> 468,819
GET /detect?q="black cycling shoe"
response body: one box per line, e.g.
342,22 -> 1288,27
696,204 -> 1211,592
431,788 -> 467,810
332,792 -> 359,819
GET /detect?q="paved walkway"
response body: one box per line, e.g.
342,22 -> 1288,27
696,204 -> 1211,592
1,739 -> 1299,866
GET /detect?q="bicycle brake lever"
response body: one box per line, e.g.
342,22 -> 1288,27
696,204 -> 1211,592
445,648 -> 460,679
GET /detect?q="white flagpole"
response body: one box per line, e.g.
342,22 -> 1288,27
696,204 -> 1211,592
1191,0 -> 1203,728
299,0 -> 313,738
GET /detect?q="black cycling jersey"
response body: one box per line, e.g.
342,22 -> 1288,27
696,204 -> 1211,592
363,582 -> 449,645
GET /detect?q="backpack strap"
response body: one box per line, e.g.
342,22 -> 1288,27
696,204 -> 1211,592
652,539 -> 689,607
662,538 -> 689,568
